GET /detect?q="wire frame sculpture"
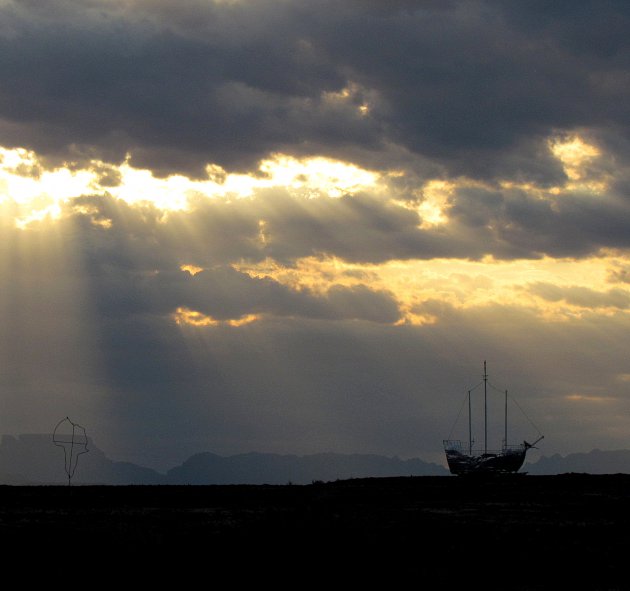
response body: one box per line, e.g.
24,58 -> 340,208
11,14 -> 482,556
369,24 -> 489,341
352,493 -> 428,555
53,417 -> 89,486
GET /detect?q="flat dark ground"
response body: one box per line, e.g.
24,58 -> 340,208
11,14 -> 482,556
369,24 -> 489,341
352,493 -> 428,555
2,474 -> 629,589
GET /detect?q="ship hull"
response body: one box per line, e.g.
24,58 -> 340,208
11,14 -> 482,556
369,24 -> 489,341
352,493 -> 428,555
445,448 -> 527,475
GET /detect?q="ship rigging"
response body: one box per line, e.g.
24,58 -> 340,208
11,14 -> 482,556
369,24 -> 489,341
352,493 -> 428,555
443,361 -> 544,475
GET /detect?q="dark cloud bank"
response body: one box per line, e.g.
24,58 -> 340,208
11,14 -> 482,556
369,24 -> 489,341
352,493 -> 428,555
3,0 -> 630,263
1,0 -> 630,183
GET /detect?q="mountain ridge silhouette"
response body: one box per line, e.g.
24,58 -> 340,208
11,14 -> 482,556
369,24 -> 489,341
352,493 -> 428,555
0,434 -> 446,484
2,434 -> 629,483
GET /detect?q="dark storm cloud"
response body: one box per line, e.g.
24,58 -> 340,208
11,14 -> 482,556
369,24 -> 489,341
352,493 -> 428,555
1,0 -> 630,181
448,185 -> 630,259
497,0 -> 630,59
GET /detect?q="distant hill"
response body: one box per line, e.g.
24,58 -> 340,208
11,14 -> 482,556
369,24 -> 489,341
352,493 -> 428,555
0,434 -> 447,484
526,449 -> 630,475
0,434 -> 165,485
13,433 -> 630,482
166,451 -> 448,484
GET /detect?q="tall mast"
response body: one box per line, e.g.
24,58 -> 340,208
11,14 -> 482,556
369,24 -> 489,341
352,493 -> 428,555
483,360 -> 488,455
468,390 -> 472,455
504,389 -> 508,450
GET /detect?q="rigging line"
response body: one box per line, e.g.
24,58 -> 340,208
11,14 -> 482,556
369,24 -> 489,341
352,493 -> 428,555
486,379 -> 543,436
487,380 -> 507,394
468,380 -> 483,392
511,396 -> 544,438
447,390 -> 470,440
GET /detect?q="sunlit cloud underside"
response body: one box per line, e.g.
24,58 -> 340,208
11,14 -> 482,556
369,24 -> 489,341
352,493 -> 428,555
0,148 -> 378,225
2,134 -> 630,328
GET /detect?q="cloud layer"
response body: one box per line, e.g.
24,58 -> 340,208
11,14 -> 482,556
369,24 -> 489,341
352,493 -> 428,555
2,1 -> 630,470
0,0 -> 629,181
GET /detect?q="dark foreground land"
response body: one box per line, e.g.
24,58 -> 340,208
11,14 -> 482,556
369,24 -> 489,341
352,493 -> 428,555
2,474 -> 629,590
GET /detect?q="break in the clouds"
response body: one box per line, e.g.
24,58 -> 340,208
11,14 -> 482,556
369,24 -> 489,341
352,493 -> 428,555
3,0 -> 630,472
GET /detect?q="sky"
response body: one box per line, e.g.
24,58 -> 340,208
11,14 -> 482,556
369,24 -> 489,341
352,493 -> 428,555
1,0 -> 630,471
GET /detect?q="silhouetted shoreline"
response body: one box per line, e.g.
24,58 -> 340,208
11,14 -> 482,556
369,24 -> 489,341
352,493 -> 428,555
2,474 -> 628,589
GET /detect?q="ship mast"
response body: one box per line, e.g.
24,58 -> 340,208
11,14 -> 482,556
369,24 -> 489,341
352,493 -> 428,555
483,360 -> 487,455
468,389 -> 472,455
504,389 -> 508,450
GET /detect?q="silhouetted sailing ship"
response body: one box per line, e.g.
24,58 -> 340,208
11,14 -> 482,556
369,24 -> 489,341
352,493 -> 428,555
443,362 -> 543,475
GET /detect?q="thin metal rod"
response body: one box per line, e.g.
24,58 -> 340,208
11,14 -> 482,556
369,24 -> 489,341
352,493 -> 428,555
483,360 -> 487,455
505,389 -> 508,449
468,390 -> 472,455
68,424 -> 75,487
